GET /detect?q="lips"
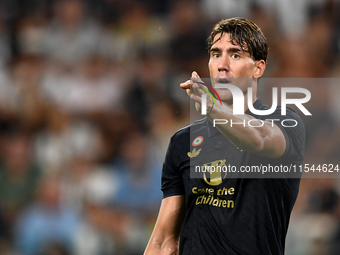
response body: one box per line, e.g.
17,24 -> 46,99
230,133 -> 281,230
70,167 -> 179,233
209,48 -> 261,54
216,77 -> 232,84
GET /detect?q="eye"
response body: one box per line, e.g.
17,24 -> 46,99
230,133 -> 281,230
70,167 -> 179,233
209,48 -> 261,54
231,54 -> 240,59
211,52 -> 220,58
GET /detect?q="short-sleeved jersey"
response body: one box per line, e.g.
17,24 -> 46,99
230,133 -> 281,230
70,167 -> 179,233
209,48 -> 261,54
161,99 -> 305,255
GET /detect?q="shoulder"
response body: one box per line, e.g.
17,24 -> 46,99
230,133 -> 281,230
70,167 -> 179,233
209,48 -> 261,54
272,106 -> 305,132
170,118 -> 206,142
258,103 -> 305,130
166,118 -> 208,159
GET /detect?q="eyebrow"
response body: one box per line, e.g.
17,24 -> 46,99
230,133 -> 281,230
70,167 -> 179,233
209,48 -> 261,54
210,46 -> 244,54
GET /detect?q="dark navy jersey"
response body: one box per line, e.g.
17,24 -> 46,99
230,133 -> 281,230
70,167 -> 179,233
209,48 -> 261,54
161,99 -> 305,255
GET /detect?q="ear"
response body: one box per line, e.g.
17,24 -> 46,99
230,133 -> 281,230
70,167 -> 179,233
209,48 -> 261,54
253,60 -> 266,79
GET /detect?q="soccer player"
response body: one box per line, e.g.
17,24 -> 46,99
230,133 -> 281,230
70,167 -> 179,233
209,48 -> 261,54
144,17 -> 305,255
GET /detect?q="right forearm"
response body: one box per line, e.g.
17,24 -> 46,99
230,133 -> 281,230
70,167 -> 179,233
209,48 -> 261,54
144,237 -> 179,255
144,196 -> 185,255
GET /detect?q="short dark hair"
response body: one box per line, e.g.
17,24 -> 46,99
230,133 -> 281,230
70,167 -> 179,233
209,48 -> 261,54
207,18 -> 268,62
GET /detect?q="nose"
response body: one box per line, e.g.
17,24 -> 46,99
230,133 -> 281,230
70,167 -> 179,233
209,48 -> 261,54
218,55 -> 230,72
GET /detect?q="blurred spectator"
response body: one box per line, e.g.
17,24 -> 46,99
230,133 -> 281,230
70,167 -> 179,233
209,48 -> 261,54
14,174 -> 80,255
0,55 -> 46,129
41,56 -> 125,115
270,0 -> 310,38
0,15 -> 11,68
169,0 -> 209,76
286,213 -> 338,255
286,179 -> 339,255
73,200 -> 117,255
59,157 -> 95,213
112,130 -> 162,213
112,1 -> 169,61
41,0 -> 103,66
72,167 -> 119,255
111,131 -> 163,254
35,116 -> 103,171
148,98 -> 182,158
329,199 -> 340,255
10,55 -> 46,128
201,0 -> 253,20
98,110 -> 137,163
59,156 -> 117,213
16,15 -> 47,55
124,52 -> 172,130
0,127 -> 41,229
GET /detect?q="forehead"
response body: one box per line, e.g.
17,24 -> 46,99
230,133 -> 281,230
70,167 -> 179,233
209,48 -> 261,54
212,32 -> 231,44
211,32 -> 248,51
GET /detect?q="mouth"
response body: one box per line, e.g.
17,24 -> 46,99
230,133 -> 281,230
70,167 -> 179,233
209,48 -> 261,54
216,78 -> 232,84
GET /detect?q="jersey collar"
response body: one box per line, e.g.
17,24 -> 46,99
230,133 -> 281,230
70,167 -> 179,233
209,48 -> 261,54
246,98 -> 263,117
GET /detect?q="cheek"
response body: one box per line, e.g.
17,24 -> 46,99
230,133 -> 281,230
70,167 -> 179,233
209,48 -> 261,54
239,61 -> 256,76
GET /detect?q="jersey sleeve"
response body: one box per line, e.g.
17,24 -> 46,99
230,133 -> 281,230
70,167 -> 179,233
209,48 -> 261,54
161,135 -> 185,198
270,108 -> 305,160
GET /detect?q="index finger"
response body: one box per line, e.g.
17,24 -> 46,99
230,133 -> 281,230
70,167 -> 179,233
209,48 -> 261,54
180,80 -> 192,90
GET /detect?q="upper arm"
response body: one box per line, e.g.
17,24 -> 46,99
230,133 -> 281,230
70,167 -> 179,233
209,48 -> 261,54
144,195 -> 185,255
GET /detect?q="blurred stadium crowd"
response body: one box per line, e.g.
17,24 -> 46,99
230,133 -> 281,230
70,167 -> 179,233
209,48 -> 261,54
0,0 -> 340,254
